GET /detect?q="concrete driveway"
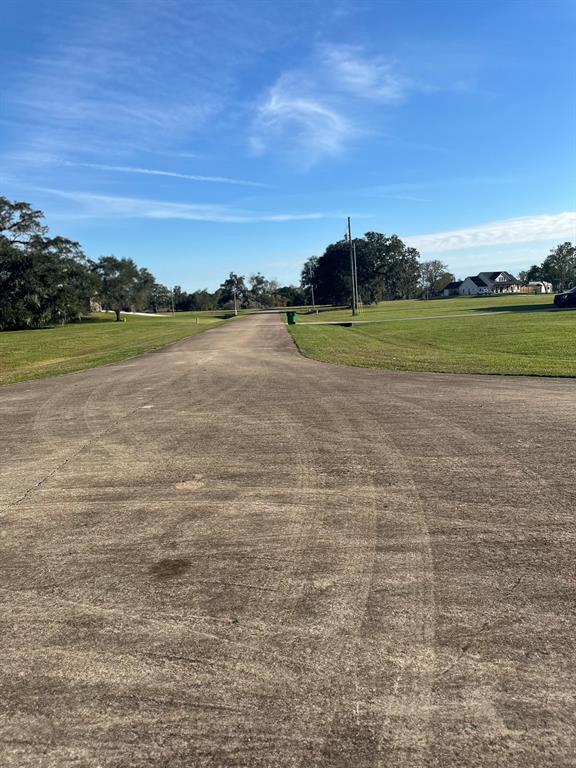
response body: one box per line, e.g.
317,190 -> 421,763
1,314 -> 574,767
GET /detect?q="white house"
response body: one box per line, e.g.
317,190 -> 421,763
477,271 -> 519,293
459,276 -> 491,296
457,271 -> 519,296
442,270 -> 522,298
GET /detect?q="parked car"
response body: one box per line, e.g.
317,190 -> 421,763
554,286 -> 576,308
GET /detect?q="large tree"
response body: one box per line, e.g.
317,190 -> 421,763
94,256 -> 143,321
363,232 -> 421,300
310,233 -> 421,306
0,197 -> 95,330
218,273 -> 248,309
300,256 -> 320,305
0,197 -> 47,245
149,282 -> 173,313
419,259 -> 452,299
540,242 -> 576,291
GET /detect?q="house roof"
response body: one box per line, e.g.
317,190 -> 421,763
468,275 -> 489,287
478,271 -> 517,283
444,281 -> 462,290
478,271 -> 500,282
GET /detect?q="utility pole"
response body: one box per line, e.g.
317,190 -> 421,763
348,216 -> 358,316
352,242 -> 360,314
233,276 -> 238,316
309,261 -> 317,314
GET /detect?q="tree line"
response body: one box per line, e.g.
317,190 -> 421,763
0,197 -> 162,330
519,243 -> 576,292
300,233 -> 454,305
301,235 -> 576,306
171,274 -> 306,312
0,196 -> 306,331
3,194 -> 573,332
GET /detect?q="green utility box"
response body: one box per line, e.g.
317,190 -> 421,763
286,311 -> 297,325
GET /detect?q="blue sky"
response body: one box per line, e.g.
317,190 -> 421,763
1,0 -> 575,290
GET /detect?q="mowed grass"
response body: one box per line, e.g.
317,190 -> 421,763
290,295 -> 576,376
296,293 -> 554,322
0,312 -> 229,386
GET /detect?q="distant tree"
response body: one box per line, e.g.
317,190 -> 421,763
218,273 -> 248,308
149,282 -> 172,312
519,265 -> 550,284
432,271 -> 456,294
300,256 -> 320,305
172,285 -> 189,311
189,289 -> 219,311
169,286 -> 220,312
247,273 -> 283,307
526,264 -> 544,282
134,267 -> 155,311
248,273 -> 270,307
94,256 -> 142,321
420,259 -> 450,299
540,242 -> 576,291
277,285 -> 306,306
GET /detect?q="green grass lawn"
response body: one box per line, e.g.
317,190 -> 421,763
290,295 -> 576,377
0,312 -> 229,386
295,293 -> 554,321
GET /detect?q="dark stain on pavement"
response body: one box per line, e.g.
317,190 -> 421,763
149,557 -> 192,579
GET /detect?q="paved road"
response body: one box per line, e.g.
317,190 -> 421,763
1,314 -> 574,767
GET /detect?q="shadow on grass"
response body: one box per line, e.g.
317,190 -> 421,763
73,316 -> 118,324
2,316 -> 119,333
469,302 -> 555,314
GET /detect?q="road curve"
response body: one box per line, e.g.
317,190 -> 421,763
1,314 -> 574,767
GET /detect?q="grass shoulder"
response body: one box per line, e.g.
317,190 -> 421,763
0,312 -> 230,386
289,296 -> 576,377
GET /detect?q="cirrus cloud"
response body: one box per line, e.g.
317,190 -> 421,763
251,44 -> 415,164
406,211 -> 576,252
32,187 -> 337,224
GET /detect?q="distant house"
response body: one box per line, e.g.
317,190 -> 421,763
454,270 -> 520,296
442,270 -> 526,298
477,271 -> 519,293
442,280 -> 462,297
459,275 -> 491,296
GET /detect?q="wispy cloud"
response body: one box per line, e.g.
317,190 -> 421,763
251,73 -> 354,162
251,44 -> 416,163
406,212 -> 576,252
2,3 -> 283,158
35,187 -> 334,224
373,176 -> 518,194
65,162 -> 269,188
321,45 -> 410,102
